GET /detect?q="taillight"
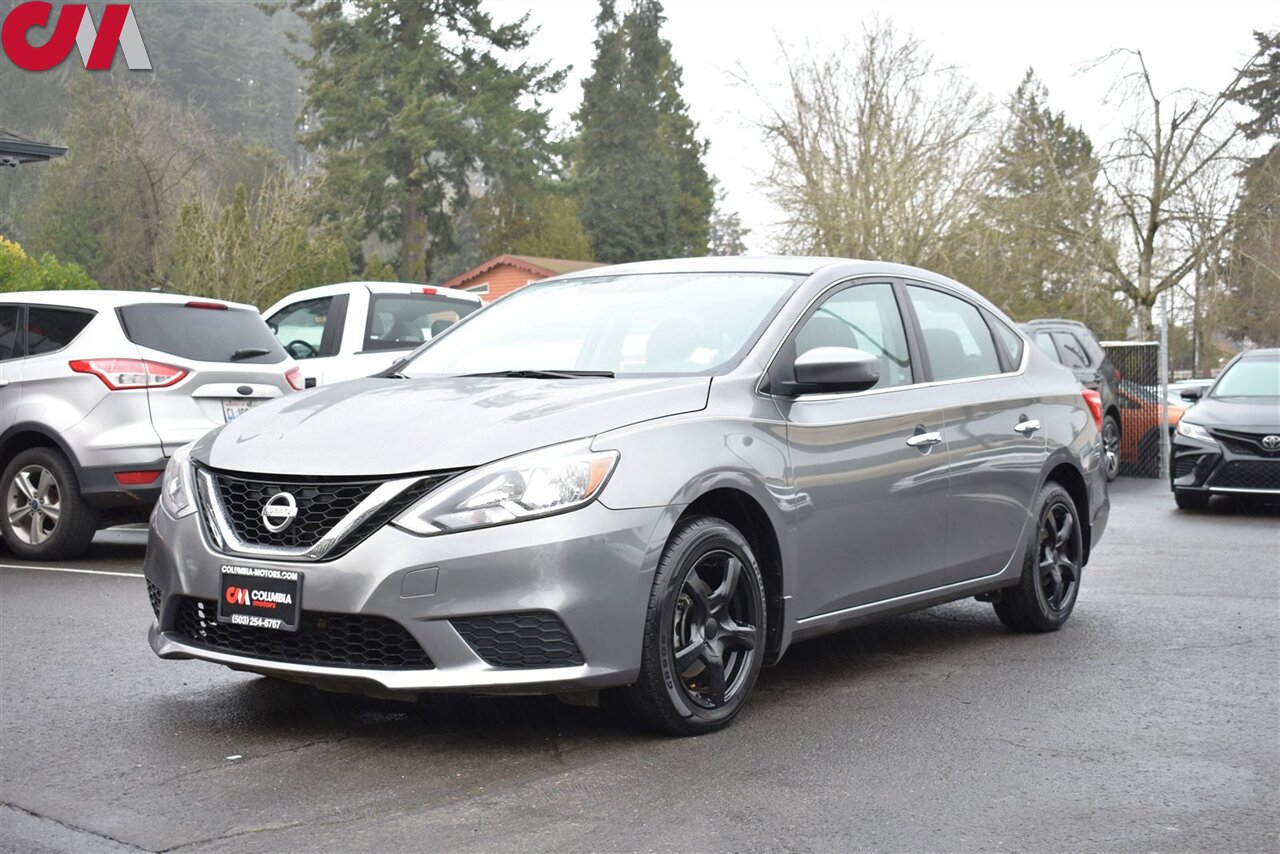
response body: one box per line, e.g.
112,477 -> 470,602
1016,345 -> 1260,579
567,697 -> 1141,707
185,300 -> 227,310
70,358 -> 188,390
285,366 -> 305,391
419,287 -> 437,295
1081,389 -> 1103,430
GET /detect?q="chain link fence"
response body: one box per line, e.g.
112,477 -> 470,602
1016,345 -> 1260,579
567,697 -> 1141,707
1102,341 -> 1175,478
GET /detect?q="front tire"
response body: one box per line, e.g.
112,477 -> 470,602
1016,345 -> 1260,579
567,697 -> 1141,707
614,516 -> 766,736
1,447 -> 98,561
1174,489 -> 1210,511
993,482 -> 1082,633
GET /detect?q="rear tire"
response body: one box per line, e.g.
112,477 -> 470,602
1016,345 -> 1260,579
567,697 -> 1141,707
1,447 -> 98,561
1174,489 -> 1210,511
611,516 -> 766,736
993,482 -> 1082,633
1101,415 -> 1120,482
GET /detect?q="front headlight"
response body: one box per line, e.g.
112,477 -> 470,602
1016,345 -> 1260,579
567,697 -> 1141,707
394,440 -> 619,535
160,443 -> 197,518
1176,420 -> 1216,444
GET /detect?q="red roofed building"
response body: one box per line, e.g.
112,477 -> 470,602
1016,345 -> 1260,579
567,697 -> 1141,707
439,254 -> 603,303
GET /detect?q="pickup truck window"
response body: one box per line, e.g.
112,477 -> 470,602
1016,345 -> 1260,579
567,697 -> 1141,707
364,293 -> 480,353
267,296 -> 334,360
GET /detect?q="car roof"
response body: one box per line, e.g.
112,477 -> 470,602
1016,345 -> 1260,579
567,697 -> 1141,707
1021,318 -> 1092,330
1238,348 -> 1280,359
550,255 -> 950,280
0,289 -> 259,312
270,281 -> 483,303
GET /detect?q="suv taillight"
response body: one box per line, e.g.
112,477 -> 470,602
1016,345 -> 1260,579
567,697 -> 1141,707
285,366 -> 305,391
70,358 -> 188,390
1081,388 -> 1103,430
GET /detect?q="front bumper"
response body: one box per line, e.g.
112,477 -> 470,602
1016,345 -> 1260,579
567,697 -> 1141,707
144,500 -> 670,694
1170,435 -> 1280,496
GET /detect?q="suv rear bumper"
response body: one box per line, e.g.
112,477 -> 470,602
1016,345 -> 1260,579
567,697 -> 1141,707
78,460 -> 167,512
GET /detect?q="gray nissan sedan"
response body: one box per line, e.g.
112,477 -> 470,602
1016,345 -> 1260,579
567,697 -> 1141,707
144,257 -> 1109,735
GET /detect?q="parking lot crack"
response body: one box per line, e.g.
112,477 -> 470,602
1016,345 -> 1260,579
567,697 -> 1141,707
1,802 -> 152,852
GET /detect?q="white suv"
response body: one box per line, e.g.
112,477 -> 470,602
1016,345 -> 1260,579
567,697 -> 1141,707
0,291 -> 301,560
262,282 -> 484,387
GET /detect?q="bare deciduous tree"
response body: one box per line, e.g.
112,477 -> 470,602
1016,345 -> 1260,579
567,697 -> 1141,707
755,23 -> 994,268
1091,48 -> 1261,338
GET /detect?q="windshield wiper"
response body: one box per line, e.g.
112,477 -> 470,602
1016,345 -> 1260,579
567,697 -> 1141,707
460,369 -> 616,379
230,347 -> 271,361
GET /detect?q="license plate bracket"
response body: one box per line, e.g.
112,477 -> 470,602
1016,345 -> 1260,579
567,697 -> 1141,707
222,398 -> 260,422
217,565 -> 303,632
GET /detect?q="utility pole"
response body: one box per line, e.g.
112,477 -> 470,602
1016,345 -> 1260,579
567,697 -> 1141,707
1159,290 -> 1171,481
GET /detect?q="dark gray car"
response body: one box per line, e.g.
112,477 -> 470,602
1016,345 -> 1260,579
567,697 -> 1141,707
144,257 -> 1109,735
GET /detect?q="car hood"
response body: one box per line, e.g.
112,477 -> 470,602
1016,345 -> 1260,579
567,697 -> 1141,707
197,376 -> 710,476
1183,396 -> 1280,433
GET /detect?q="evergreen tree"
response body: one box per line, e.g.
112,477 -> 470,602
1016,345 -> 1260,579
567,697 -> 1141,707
576,0 -> 712,262
289,0 -> 564,282
1230,30 -> 1280,141
954,71 -> 1124,333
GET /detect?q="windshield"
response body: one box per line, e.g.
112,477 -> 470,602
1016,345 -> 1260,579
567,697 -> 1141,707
1212,357 -> 1280,398
398,272 -> 801,378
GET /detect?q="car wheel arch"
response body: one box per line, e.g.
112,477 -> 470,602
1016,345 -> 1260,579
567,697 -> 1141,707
0,423 -> 82,472
676,485 -> 787,665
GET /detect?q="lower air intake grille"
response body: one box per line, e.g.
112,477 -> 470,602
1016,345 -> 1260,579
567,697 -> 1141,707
1173,455 -> 1201,479
147,580 -> 162,617
1210,460 -> 1280,491
452,612 -> 584,668
172,598 -> 433,669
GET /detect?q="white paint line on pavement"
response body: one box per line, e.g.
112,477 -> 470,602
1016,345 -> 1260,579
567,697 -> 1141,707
0,563 -> 143,578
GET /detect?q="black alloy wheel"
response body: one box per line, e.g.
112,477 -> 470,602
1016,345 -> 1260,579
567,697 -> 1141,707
670,548 -> 760,710
613,516 -> 766,735
993,482 -> 1082,632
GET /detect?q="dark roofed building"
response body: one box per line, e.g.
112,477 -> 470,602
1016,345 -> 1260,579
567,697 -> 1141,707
0,128 -> 67,168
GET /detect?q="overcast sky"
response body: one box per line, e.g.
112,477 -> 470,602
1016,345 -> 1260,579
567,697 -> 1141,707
500,0 -> 1278,252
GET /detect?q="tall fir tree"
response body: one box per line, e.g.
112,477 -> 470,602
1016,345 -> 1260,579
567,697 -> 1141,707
575,0 -> 712,263
289,0 -> 564,282
953,71 -> 1123,333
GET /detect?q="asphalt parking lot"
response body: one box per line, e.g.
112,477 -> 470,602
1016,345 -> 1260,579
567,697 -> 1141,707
1,478 -> 1277,853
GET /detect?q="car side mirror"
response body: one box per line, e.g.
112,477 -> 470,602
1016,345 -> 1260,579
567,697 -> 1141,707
793,347 -> 880,394
1180,388 -> 1202,401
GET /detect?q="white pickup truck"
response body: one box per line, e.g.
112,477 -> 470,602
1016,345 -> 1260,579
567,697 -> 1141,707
262,281 -> 484,388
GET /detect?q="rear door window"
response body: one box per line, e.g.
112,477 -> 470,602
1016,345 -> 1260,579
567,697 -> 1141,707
906,286 -> 1001,381
1033,333 -> 1061,363
27,307 -> 95,356
118,303 -> 287,364
363,293 -> 480,352
0,306 -> 20,360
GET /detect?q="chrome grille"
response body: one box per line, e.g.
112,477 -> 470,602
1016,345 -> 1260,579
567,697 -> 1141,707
195,466 -> 457,561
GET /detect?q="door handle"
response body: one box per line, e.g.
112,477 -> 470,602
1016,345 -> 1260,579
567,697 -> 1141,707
1014,419 -> 1041,435
906,431 -> 943,448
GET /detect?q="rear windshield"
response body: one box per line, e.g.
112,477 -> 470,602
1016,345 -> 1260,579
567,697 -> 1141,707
118,303 -> 287,364
364,293 -> 482,353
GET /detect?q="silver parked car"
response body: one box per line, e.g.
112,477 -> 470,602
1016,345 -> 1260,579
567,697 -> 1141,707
0,292 -> 301,560
144,258 -> 1109,735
